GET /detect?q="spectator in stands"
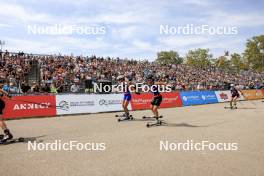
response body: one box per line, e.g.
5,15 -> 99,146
31,82 -> 41,93
2,83 -> 9,92
70,82 -> 80,93
41,83 -> 51,93
1,50 -> 264,92
20,82 -> 31,94
50,83 -> 58,94
8,83 -> 17,94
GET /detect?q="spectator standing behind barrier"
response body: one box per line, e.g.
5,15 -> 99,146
70,82 -> 80,93
56,82 -> 64,93
50,83 -> 58,94
2,83 -> 9,92
20,82 -> 31,94
9,83 -> 17,94
41,83 -> 51,93
31,82 -> 41,93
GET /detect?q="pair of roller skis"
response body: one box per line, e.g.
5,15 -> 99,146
115,114 -> 165,127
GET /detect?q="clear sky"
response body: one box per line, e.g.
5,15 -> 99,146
0,0 -> 263,60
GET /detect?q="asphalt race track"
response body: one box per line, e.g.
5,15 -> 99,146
1,100 -> 264,176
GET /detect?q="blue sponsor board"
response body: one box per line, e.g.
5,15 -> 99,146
200,91 -> 218,104
180,91 -> 204,106
180,91 -> 218,106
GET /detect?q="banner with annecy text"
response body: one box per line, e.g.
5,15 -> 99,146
131,92 -> 182,110
180,91 -> 218,106
56,94 -> 131,115
3,95 -> 56,119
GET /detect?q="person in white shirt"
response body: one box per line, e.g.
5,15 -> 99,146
70,82 -> 80,93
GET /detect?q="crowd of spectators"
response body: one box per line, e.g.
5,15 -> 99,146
1,50 -> 264,94
0,51 -> 31,93
38,55 -> 264,92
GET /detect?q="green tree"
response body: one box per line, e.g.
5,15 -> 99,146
156,50 -> 183,65
185,48 -> 212,68
215,56 -> 231,70
243,35 -> 264,71
230,53 -> 244,72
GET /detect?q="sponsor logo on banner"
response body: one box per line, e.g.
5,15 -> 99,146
219,92 -> 229,100
131,93 -> 153,110
215,90 -> 245,102
215,91 -> 233,102
58,101 -> 70,111
180,91 -> 204,106
99,99 -> 121,106
131,92 -> 182,110
180,91 -> 218,106
56,94 -> 129,115
200,91 -> 218,104
3,95 -> 56,119
57,99 -> 94,111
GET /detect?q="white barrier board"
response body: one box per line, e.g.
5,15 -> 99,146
56,94 -> 131,115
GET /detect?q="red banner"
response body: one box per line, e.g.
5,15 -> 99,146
131,92 -> 182,110
3,95 -> 56,119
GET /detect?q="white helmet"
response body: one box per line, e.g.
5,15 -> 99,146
230,84 -> 234,87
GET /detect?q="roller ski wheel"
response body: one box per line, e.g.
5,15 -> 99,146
146,115 -> 165,128
115,113 -> 126,118
117,115 -> 133,122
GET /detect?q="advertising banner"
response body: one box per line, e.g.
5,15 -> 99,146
131,92 -> 182,110
256,90 -> 264,99
241,90 -> 264,100
200,91 -> 218,104
215,90 -> 245,102
215,91 -> 231,102
56,94 -> 131,115
3,95 -> 56,119
180,91 -> 204,106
